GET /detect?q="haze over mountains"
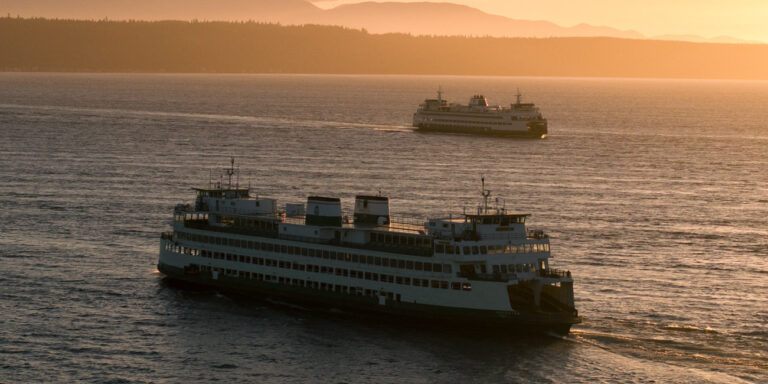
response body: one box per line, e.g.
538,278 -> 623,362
3,18 -> 768,79
1,0 -> 753,43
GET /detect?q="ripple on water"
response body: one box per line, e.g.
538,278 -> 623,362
1,74 -> 767,383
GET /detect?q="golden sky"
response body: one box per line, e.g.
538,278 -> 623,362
313,0 -> 768,42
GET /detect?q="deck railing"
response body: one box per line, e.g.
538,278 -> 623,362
281,213 -> 426,234
538,268 -> 571,278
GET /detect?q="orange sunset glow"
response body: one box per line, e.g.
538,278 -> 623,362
2,0 -> 767,383
315,0 -> 768,43
3,0 -> 768,78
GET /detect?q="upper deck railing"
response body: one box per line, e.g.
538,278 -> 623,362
281,213 -> 426,235
538,268 -> 571,279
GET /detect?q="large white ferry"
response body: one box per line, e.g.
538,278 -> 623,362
158,160 -> 580,334
413,88 -> 548,138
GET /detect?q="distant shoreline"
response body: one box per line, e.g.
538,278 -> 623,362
2,17 -> 768,80
3,72 -> 768,84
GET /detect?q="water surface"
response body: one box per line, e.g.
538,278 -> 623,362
0,73 -> 766,383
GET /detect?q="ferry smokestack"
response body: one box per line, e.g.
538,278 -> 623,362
306,196 -> 342,227
354,195 -> 390,226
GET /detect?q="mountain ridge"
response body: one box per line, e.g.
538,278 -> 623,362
1,0 -> 752,44
2,18 -> 767,79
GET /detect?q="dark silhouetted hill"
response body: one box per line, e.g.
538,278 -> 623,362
1,18 -> 767,79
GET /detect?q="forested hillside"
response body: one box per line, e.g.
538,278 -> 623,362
2,18 -> 767,79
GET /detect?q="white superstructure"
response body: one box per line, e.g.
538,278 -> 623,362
158,160 -> 579,334
413,88 -> 548,138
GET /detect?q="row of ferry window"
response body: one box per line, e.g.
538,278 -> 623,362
200,265 -> 407,301
178,247 -> 472,291
175,231 -> 453,273
435,243 -> 549,255
432,119 -> 511,126
493,263 -> 535,274
369,232 -> 432,247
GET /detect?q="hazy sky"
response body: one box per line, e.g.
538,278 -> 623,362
313,0 -> 768,42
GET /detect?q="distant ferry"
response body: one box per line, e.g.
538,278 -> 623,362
158,160 -> 580,334
413,88 -> 548,138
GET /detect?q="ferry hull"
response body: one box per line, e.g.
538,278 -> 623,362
158,262 -> 580,335
414,123 -> 547,139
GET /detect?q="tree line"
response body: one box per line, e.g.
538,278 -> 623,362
2,17 -> 767,79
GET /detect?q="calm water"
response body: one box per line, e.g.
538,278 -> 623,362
0,73 -> 766,383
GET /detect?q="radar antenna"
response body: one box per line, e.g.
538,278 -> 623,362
481,176 -> 491,213
225,156 -> 235,189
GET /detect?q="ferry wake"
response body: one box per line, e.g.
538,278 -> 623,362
158,159 -> 580,334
